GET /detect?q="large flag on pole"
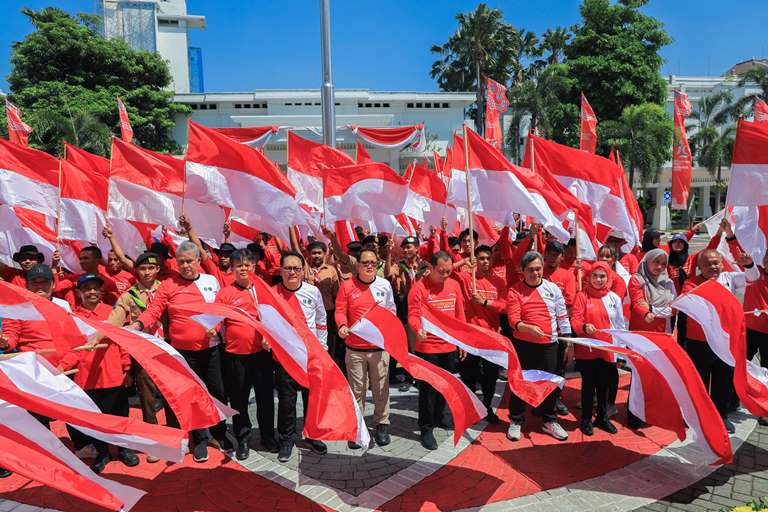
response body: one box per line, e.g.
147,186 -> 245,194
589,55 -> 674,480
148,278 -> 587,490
5,99 -> 33,147
0,138 -> 59,216
579,93 -> 598,153
672,90 -> 693,210
116,97 -> 134,144
726,119 -> 768,207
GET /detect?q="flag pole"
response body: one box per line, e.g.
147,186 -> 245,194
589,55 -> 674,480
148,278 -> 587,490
55,155 -> 63,251
461,123 -> 477,292
529,133 -> 538,253
574,213 -> 582,291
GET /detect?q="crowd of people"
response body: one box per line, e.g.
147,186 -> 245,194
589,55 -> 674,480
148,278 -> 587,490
1,214 -> 766,479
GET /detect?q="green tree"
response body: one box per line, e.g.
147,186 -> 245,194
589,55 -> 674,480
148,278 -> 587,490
566,0 -> 672,122
7,7 -> 188,155
601,103 -> 674,186
735,67 -> 768,117
539,27 -> 571,66
430,3 -> 517,132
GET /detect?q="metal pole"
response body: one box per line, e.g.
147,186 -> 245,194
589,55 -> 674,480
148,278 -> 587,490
320,0 -> 336,147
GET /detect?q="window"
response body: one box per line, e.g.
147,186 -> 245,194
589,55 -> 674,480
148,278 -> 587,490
442,103 -> 449,108
382,103 -> 390,108
234,104 -> 242,109
262,103 -> 268,108
358,103 -> 363,107
305,102 -> 312,106
158,19 -> 179,26
190,104 -> 198,110
209,103 -> 217,110
407,103 -> 414,108
374,103 -> 381,108
314,102 -> 320,106
284,102 -> 292,106
335,102 -> 340,106
424,103 -> 431,108
244,103 -> 251,109
416,103 -> 423,108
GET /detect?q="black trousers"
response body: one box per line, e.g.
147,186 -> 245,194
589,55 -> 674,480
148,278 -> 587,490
326,311 -> 346,373
459,353 -> 498,411
416,351 -> 457,429
508,339 -> 559,423
68,386 -> 131,457
607,364 -> 619,408
747,329 -> 768,368
686,339 -> 734,416
223,350 -> 275,442
577,359 -> 614,421
275,363 -> 308,442
167,345 -> 228,446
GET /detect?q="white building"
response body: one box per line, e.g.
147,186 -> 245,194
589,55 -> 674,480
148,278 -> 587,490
99,0 -> 206,93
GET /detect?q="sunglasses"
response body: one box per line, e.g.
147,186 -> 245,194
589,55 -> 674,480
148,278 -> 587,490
282,266 -> 303,273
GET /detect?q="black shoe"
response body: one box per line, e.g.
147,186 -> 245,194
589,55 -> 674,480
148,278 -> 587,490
0,467 -> 12,478
90,453 -> 111,474
118,449 -> 140,467
375,424 -> 391,446
218,435 -> 235,453
723,417 -> 736,434
260,436 -> 280,453
594,418 -> 618,434
420,427 -> 438,450
277,440 -> 294,462
485,411 -> 500,424
555,399 -> 569,416
192,441 -> 209,463
236,441 -> 250,460
306,438 -> 328,455
580,420 -> 594,436
347,440 -> 362,450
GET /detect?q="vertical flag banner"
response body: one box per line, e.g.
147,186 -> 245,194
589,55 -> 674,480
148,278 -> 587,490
726,119 -> 768,207
579,93 -> 598,153
672,90 -> 693,210
484,78 -> 508,149
5,99 -> 33,147
754,98 -> 768,123
116,97 -> 134,144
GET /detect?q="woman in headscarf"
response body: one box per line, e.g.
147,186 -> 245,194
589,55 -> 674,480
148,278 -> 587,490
640,229 -> 664,258
667,233 -> 690,292
628,249 -> 678,333
571,262 -> 626,436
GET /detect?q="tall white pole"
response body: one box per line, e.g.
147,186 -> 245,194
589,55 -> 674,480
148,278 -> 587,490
320,0 -> 336,148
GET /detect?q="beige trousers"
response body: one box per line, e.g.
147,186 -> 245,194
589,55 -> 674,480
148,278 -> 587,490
345,348 -> 390,425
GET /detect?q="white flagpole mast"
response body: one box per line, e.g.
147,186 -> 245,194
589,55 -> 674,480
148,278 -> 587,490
320,0 -> 336,148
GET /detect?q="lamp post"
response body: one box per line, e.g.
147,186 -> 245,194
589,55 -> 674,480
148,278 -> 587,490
320,0 -> 336,147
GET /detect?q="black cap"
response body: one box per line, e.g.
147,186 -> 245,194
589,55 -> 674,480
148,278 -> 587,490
13,245 -> 44,264
76,274 -> 104,289
216,243 -> 237,254
135,252 -> 160,267
401,236 -> 419,248
347,241 -> 362,252
361,235 -> 377,246
149,242 -> 170,258
25,264 -> 54,282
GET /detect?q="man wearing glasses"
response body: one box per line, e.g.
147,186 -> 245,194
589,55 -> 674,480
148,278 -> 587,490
273,251 -> 329,462
336,248 -> 396,449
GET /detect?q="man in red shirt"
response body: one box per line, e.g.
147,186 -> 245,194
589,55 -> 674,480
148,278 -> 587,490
58,274 -> 138,474
408,251 -> 466,450
215,249 -> 277,460
129,240 -> 232,463
454,245 -> 507,423
57,246 -> 120,308
105,249 -> 136,295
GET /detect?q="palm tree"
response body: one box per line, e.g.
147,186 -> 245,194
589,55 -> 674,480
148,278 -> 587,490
734,67 -> 768,117
28,108 -> 111,156
509,29 -> 541,84
539,27 -> 571,65
430,3 -> 517,133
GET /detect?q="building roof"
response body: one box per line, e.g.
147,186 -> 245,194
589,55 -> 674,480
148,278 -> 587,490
725,59 -> 768,77
174,89 -> 477,103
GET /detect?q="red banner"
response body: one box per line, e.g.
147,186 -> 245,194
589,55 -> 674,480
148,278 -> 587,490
579,93 -> 597,153
5,99 -> 32,147
671,90 -> 692,210
116,97 -> 133,144
755,98 -> 768,123
484,78 -> 508,149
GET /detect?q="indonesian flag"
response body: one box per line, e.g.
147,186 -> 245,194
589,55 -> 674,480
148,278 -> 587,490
420,304 -> 563,406
227,216 -> 262,247
5,99 -> 33,147
0,205 -> 81,272
185,121 -> 313,243
322,162 -> 409,225
526,133 -> 639,249
0,352 -> 187,463
0,400 -> 145,511
701,208 -> 739,267
610,147 -> 644,244
109,136 -> 225,242
586,330 -> 732,465
672,90 -> 693,210
116,97 -> 133,144
212,126 -> 278,148
356,141 -> 373,163
180,278 -> 370,447
755,99 -> 768,123
287,130 -> 354,211
350,304 -> 486,444
672,279 -> 768,417
350,124 -> 426,152
0,137 -> 59,216
433,151 -> 445,174
402,161 -> 458,228
450,128 -> 571,242
726,119 -> 768,207
579,93 -> 598,153
334,220 -> 359,248
732,205 -> 768,264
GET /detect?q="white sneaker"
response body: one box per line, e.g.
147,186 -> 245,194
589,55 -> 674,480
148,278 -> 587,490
542,421 -> 568,441
75,444 -> 98,459
506,422 -> 522,441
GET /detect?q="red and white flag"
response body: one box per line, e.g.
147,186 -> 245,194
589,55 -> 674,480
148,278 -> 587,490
116,97 -> 133,144
322,162 -> 409,225
732,205 -> 768,264
5,99 -> 33,147
350,124 -> 425,152
212,126 -> 278,148
0,400 -> 144,511
334,220 -> 359,248
421,304 -> 563,406
0,137 -> 59,216
610,147 -> 644,244
755,99 -> 768,123
672,90 -> 693,210
0,206 -> 81,272
673,279 -> 768,417
350,304 -> 486,444
579,93 -> 598,153
356,141 -> 373,163
726,119 -> 768,207
287,130 -> 354,211
402,161 -> 458,229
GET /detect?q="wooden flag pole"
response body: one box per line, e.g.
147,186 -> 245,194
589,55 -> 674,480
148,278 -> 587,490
462,123 -> 477,292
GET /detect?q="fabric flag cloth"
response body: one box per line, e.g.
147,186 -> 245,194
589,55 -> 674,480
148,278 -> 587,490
732,205 -> 768,264
484,78 -> 508,149
0,352 -> 187,462
0,137 -> 59,217
579,93 -> 598,154
322,162 -> 409,225
116,97 -> 134,144
598,330 -> 732,465
5,99 -> 33,147
356,141 -> 373,164
672,279 -> 768,417
726,119 -> 768,207
700,208 -> 738,267
755,99 -> 768,123
420,304 -> 563,406
402,161 -> 457,228
449,128 -> 571,242
185,121 -> 314,243
0,400 -> 145,511
109,136 -> 225,242
0,205 -> 79,272
334,220 -> 359,248
349,124 -> 426,152
212,126 -> 278,148
609,147 -> 644,244
672,90 -> 693,210
179,278 -> 369,447
287,130 -> 355,211
350,304 -> 486,445
526,133 -> 639,249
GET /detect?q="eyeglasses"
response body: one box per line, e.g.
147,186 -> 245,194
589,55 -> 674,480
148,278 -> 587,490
358,261 -> 378,267
282,266 -> 303,274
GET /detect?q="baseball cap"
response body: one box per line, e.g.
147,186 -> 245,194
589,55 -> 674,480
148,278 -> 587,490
135,252 -> 160,267
76,274 -> 104,289
25,264 -> 54,282
401,236 -> 419,248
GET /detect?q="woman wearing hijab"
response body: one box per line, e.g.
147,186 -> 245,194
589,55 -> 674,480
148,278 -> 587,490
628,249 -> 678,333
667,233 -> 690,291
571,262 -> 626,435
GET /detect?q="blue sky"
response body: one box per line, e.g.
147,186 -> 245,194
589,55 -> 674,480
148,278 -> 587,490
0,0 -> 765,93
